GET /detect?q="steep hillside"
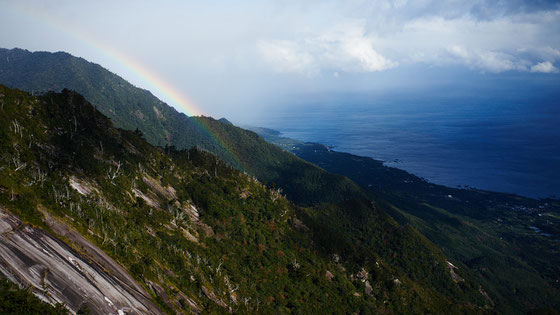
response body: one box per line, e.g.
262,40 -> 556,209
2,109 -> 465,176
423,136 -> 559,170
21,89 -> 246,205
251,127 -> 560,313
0,86 -> 491,313
0,48 -> 364,206
0,48 -> 175,147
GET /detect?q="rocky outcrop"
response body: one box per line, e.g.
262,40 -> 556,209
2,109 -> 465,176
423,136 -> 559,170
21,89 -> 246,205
202,285 -> 232,313
0,207 -> 162,314
446,261 -> 464,283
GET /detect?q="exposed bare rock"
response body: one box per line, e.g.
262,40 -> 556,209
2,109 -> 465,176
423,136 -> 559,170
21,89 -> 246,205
181,227 -> 199,243
292,217 -> 309,232
124,141 -> 141,155
41,207 -> 151,300
133,188 -> 160,209
147,281 -> 169,304
446,261 -> 464,283
364,281 -> 373,295
479,286 -> 494,306
198,223 -> 215,238
69,176 -> 97,196
176,291 -> 202,314
180,200 -> 200,223
142,175 -> 176,201
153,106 -> 164,120
134,110 -> 144,121
0,207 -> 162,314
149,282 -> 203,315
357,267 -> 369,282
239,187 -> 251,199
201,285 -> 232,313
330,253 -> 340,263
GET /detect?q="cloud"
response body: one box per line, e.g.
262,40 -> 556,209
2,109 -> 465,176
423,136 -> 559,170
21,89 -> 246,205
370,9 -> 560,73
253,2 -> 559,75
531,61 -> 559,73
469,0 -> 560,19
257,20 -> 395,75
445,45 -> 531,72
313,21 -> 396,72
257,40 -> 316,75
2,0 -> 559,118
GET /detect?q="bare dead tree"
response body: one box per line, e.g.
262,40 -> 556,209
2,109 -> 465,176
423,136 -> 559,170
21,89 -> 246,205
27,133 -> 35,149
107,161 -> 122,184
51,185 -> 60,203
12,154 -> 27,172
292,259 -> 300,270
11,119 -> 23,139
224,276 -> 239,295
270,188 -> 283,202
168,203 -> 185,227
33,166 -> 46,187
216,260 -> 224,275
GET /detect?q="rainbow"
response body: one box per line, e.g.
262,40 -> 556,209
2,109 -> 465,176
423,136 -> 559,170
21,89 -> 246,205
8,3 -> 242,168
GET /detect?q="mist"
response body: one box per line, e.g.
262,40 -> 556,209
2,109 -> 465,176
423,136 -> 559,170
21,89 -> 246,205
0,0 -> 558,123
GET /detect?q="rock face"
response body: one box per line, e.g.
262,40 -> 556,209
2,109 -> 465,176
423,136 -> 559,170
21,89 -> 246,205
0,208 -> 162,314
446,261 -> 464,283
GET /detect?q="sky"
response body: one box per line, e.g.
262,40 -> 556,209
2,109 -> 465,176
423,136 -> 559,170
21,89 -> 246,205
0,0 -> 559,122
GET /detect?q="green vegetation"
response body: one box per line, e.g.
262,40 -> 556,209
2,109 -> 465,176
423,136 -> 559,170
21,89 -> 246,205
2,47 -> 551,313
0,48 -> 366,207
0,86 -> 490,313
254,129 -> 560,313
0,277 -> 68,315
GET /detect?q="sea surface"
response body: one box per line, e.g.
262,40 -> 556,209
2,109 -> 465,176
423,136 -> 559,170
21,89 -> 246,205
252,93 -> 560,199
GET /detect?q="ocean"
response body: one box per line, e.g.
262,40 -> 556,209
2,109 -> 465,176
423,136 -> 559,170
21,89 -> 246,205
252,92 -> 560,199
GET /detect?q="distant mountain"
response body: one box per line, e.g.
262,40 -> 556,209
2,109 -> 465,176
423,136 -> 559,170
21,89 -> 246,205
0,85 -> 488,313
0,47 -> 363,206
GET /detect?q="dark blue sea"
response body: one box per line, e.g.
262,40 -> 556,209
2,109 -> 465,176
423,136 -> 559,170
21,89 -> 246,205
253,92 -> 560,199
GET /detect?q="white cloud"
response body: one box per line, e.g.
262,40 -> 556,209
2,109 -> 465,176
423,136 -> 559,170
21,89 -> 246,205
445,45 -> 530,72
531,61 -> 558,73
255,5 -> 559,75
314,21 -> 396,72
257,20 -> 395,75
373,10 -> 560,73
2,0 -> 558,118
256,40 -> 316,75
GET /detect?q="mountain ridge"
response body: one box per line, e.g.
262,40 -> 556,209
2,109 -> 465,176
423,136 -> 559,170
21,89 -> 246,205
1,47 -> 558,313
0,47 -> 366,206
0,84 -> 487,313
